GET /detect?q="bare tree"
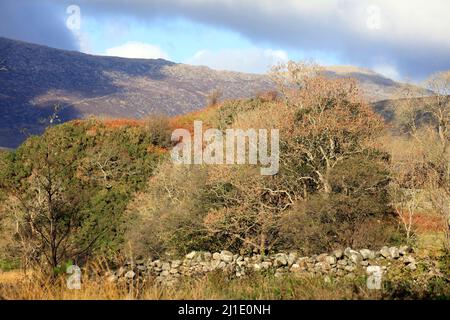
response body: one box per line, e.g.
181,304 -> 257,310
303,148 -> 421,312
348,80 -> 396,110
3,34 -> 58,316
393,71 -> 450,250
206,89 -> 223,107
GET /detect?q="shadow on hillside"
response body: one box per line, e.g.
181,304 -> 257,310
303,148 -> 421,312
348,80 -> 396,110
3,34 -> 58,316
0,103 -> 83,149
0,37 -> 177,148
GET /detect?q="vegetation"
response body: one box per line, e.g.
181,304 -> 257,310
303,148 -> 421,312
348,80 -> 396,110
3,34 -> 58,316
0,61 -> 448,299
0,118 -> 170,271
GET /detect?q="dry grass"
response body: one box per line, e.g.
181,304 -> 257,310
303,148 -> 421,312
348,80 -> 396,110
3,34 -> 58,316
0,269 -> 381,300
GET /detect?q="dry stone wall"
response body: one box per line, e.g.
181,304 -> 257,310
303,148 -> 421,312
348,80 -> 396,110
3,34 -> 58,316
106,245 -> 427,285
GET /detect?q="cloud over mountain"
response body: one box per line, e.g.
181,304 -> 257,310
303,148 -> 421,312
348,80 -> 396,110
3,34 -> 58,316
70,0 -> 450,80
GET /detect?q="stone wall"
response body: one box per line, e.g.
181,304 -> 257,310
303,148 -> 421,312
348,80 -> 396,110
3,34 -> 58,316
106,245 -> 425,285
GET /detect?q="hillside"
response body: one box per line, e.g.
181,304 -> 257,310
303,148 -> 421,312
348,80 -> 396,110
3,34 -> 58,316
0,37 -> 272,148
0,37 -> 427,148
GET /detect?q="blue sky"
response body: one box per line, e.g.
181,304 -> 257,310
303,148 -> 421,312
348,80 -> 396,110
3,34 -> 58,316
78,14 -> 317,73
1,0 -> 449,81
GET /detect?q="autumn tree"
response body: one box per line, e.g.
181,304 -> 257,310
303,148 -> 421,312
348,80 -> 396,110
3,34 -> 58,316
272,62 -> 385,194
394,71 -> 450,250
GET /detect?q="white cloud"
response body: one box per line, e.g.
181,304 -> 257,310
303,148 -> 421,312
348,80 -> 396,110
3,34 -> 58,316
71,0 -> 450,79
187,48 -> 289,73
105,41 -> 169,59
373,63 -> 400,80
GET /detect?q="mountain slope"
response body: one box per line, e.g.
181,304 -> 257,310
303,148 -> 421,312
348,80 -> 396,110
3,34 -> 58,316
0,37 -> 273,148
0,37 -> 427,148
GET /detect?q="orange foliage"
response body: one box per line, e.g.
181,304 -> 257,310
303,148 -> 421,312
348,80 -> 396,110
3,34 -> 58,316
411,212 -> 446,233
146,145 -> 168,155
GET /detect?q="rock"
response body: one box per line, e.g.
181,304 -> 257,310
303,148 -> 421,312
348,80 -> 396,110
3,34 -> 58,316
290,264 -> 301,272
153,260 -> 162,267
399,245 -> 411,255
274,253 -> 288,266
261,261 -> 272,269
337,259 -> 348,266
349,251 -> 363,264
171,260 -> 182,268
253,263 -> 262,271
344,265 -> 355,272
211,260 -> 221,269
220,250 -> 234,262
389,247 -> 400,259
288,252 -> 298,266
333,249 -> 344,259
404,256 -> 416,265
107,275 -> 118,282
407,263 -> 417,271
236,260 -> 246,267
379,246 -> 390,258
137,265 -> 147,271
212,252 -> 221,260
161,262 -> 171,271
316,262 -> 331,271
344,248 -> 362,264
160,270 -> 170,276
186,251 -> 197,259
116,267 -> 125,277
336,269 -> 345,277
360,249 -> 375,260
316,253 -> 328,262
344,247 -> 352,257
124,270 -> 135,279
324,256 -> 337,265
218,261 -> 227,269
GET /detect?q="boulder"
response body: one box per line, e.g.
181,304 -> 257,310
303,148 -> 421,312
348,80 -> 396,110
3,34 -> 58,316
333,249 -> 344,259
220,250 -> 234,262
360,249 -> 375,260
324,255 -> 337,265
161,262 -> 171,271
186,251 -> 197,259
288,252 -> 298,266
399,245 -> 411,256
389,247 -> 400,259
345,248 -> 363,264
379,246 -> 390,258
274,253 -> 288,266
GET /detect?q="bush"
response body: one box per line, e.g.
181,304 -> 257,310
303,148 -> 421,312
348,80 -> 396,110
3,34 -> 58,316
279,154 -> 403,254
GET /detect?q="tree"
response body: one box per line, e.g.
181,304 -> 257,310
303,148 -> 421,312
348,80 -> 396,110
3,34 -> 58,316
393,70 -> 449,251
278,71 -> 385,194
0,129 -> 93,272
206,89 -> 223,107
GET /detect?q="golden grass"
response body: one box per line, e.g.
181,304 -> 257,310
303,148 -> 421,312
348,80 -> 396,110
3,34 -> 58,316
0,269 -> 381,300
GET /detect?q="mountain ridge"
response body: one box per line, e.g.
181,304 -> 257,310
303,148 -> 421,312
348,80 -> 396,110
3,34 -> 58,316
0,37 -> 427,148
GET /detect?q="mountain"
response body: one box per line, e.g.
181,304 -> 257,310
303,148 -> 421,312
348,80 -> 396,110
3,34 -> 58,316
323,65 -> 427,102
0,37 -> 273,148
0,37 -> 427,148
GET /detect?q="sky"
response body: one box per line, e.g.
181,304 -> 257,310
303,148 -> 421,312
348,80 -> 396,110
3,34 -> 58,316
1,0 -> 449,81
